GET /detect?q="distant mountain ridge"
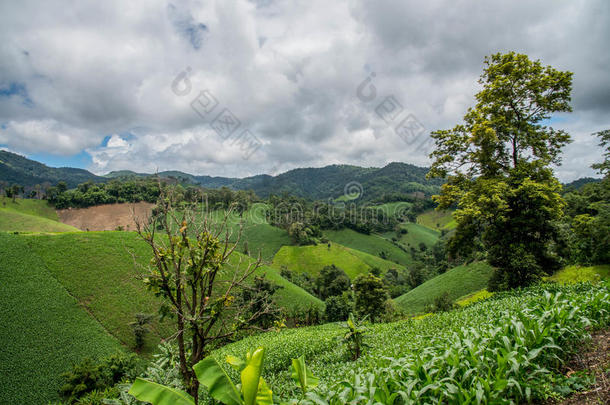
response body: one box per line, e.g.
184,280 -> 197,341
2,150 -> 601,201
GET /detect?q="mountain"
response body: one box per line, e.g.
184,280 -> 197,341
0,149 -> 440,200
0,151 -> 103,188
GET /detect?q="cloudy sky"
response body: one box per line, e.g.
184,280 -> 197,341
0,0 -> 608,181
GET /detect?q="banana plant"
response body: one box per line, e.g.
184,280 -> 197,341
128,347 -> 273,405
291,355 -> 318,397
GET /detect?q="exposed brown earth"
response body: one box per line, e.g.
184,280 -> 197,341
57,202 -> 155,231
545,328 -> 610,405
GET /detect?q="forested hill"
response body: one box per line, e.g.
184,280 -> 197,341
0,151 -> 103,188
110,162 -> 444,200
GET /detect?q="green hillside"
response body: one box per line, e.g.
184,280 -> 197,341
0,197 -> 79,232
0,233 -> 121,404
272,242 -> 399,279
395,262 -> 494,314
547,264 -> 610,284
324,228 -> 411,266
221,204 -> 292,262
0,209 -> 80,232
24,232 -> 322,352
382,222 -> 440,250
417,209 -> 456,230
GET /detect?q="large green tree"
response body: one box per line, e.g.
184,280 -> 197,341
428,52 -> 573,290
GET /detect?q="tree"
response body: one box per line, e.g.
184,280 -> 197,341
134,186 -> 276,402
591,129 -> 610,176
324,293 -> 352,322
316,265 -> 350,300
428,52 -> 573,290
353,273 -> 389,322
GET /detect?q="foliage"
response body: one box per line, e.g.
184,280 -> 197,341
341,313 -> 369,361
0,233 -> 121,405
129,313 -> 154,352
135,189 -> 277,402
324,293 -> 352,322
129,347 -> 272,405
429,52 -> 573,289
59,353 -> 140,403
47,178 -> 161,209
316,265 -> 350,300
395,261 -> 494,314
323,228 -> 412,266
291,355 -> 319,398
236,275 -> 282,329
429,291 -> 456,313
591,129 -> 610,176
352,273 -> 389,322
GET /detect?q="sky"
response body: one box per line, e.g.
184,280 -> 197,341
0,0 -> 608,182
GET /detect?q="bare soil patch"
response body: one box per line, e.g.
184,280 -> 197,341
546,328 -> 610,405
57,202 -> 155,231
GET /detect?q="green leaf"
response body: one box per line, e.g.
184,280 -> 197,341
291,355 -> 319,394
241,347 -> 267,405
128,378 -> 195,405
256,377 -> 274,405
194,356 -> 242,405
226,354 -> 246,371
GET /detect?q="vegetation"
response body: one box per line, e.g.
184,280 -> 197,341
429,52 -> 573,290
272,242 -> 397,279
134,191 -> 280,402
0,233 -> 121,404
395,262 -> 494,314
416,209 -> 456,230
323,228 -> 411,266
353,273 -> 390,322
202,282 -> 610,403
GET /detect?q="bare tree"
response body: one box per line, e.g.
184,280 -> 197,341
134,185 -> 276,402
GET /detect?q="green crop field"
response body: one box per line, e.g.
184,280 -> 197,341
324,228 -> 411,266
417,209 -> 456,230
209,204 -> 291,262
0,196 -> 60,219
23,231 -> 322,353
209,282 -> 610,402
0,197 -> 79,232
0,209 -> 80,232
382,222 -> 440,250
395,261 -> 494,314
272,242 -> 399,279
0,233 -> 122,404
371,201 -> 412,219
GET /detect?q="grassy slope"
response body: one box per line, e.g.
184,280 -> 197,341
395,262 -> 494,314
324,228 -> 411,266
382,222 -> 440,251
272,242 -> 400,279
0,196 -> 59,219
417,209 -> 456,230
0,197 -> 79,232
210,204 -> 291,263
25,232 -> 323,352
547,264 -> 610,284
0,233 -> 121,404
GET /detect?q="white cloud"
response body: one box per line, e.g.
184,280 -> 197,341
0,0 -> 608,181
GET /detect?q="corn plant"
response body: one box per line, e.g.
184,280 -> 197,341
128,347 -> 272,405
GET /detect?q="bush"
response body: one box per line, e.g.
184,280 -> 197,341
59,353 -> 140,403
324,293 -> 352,322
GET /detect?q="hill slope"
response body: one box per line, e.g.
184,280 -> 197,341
0,150 -> 103,188
324,228 -> 412,266
0,233 -> 121,404
272,242 -> 400,279
0,197 -> 80,232
24,231 -> 322,352
395,262 -> 494,314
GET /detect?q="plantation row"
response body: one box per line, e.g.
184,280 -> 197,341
117,282 -> 609,404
